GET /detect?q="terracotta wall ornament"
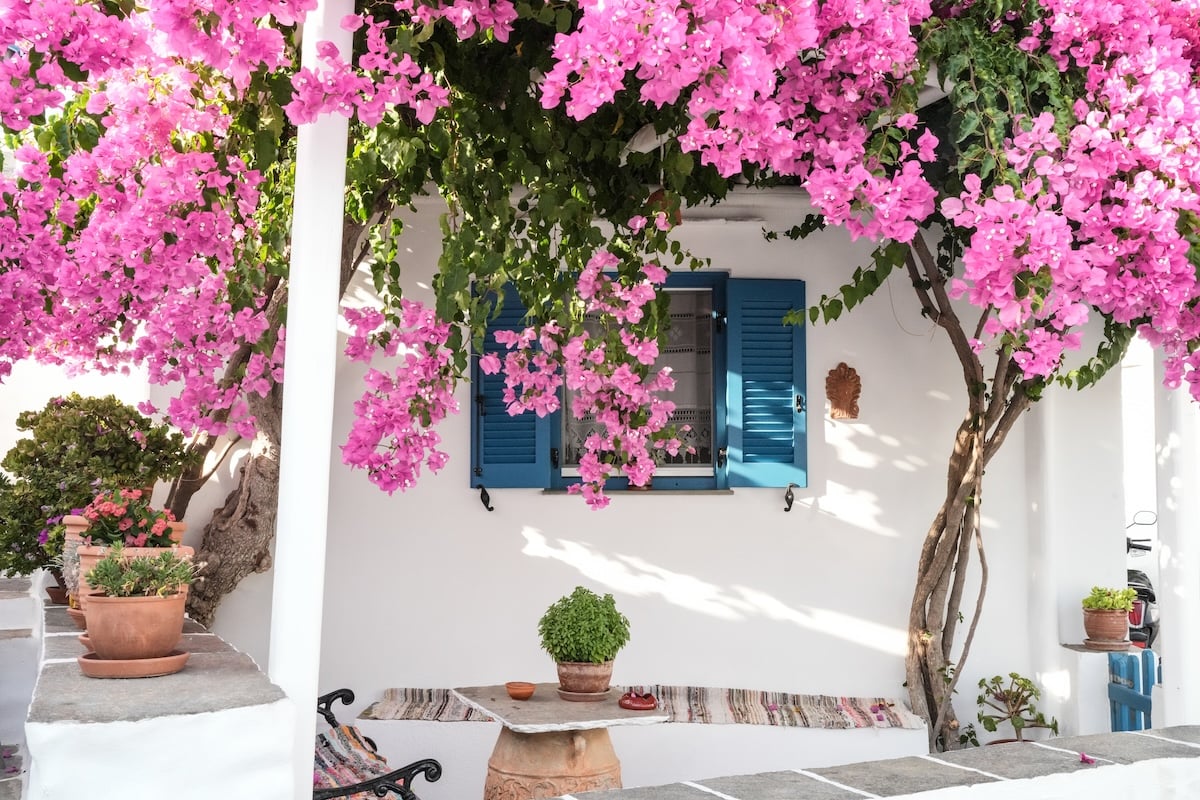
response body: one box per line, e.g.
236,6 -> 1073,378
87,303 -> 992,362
826,363 -> 861,420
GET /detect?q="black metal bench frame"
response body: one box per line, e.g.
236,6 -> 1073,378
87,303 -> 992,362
315,689 -> 443,800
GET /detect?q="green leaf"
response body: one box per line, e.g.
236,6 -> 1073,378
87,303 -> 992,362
955,110 -> 982,144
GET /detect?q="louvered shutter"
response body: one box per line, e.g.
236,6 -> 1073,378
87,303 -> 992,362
470,286 -> 550,488
726,279 -> 807,488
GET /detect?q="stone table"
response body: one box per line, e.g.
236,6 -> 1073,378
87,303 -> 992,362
454,683 -> 667,800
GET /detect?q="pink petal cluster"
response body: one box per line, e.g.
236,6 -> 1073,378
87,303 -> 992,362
285,16 -> 450,127
396,0 -> 519,43
943,0 -> 1200,396
482,257 -> 675,508
540,0 -> 938,242
340,300 -> 459,493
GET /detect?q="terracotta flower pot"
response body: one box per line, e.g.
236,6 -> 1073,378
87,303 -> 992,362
1083,608 -> 1129,648
556,661 -> 614,697
62,515 -> 90,605
85,592 -> 185,661
77,544 -> 194,614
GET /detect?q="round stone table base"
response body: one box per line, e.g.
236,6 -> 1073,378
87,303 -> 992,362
484,727 -> 622,800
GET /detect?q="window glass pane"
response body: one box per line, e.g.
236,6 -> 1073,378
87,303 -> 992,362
562,288 -> 714,473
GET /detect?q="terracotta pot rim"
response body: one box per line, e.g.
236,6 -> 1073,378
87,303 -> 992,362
85,592 -> 186,605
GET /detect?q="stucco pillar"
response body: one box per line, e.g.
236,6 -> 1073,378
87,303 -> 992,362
1025,380 -> 1126,736
1154,367 -> 1200,726
268,0 -> 352,796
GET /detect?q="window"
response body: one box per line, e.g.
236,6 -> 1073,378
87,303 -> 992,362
470,273 -> 807,491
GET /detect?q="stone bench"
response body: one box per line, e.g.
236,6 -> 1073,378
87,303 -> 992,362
30,605 -> 295,800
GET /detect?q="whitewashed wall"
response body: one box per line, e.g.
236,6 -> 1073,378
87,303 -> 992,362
0,187 -> 1141,797
304,190 -> 1055,796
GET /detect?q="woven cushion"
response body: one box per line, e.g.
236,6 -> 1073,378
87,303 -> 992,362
314,724 -> 400,798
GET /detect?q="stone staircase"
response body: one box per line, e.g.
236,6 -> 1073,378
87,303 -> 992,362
0,573 -> 44,800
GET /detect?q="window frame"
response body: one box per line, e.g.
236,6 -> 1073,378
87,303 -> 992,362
469,273 -> 807,492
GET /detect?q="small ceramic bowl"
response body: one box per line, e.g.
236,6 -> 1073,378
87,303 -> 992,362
505,681 -> 536,700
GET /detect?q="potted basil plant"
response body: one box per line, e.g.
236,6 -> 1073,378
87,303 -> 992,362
538,586 -> 630,701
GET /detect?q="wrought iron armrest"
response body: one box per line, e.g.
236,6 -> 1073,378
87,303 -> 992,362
317,689 -> 356,728
316,688 -> 378,750
313,758 -> 443,800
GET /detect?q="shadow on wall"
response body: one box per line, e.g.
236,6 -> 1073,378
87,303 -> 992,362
519,526 -> 905,657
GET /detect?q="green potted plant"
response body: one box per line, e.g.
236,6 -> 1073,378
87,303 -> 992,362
81,544 -> 196,677
977,672 -> 1059,743
1082,586 -> 1136,649
538,586 -> 630,700
0,394 -> 194,599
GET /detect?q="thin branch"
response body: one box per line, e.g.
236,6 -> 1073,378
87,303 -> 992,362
942,503 -> 975,659
904,244 -> 939,318
973,307 -> 990,341
910,233 -> 986,391
983,351 -> 1014,434
185,436 -> 243,486
984,384 -> 1033,464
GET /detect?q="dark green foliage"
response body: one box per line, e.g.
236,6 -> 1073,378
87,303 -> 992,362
0,394 -> 195,575
538,586 -> 631,663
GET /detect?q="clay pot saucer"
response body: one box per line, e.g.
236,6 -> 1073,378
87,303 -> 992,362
557,687 -> 611,703
66,607 -> 87,630
505,681 -> 536,700
78,634 -> 92,652
1083,638 -> 1133,652
78,650 -> 189,679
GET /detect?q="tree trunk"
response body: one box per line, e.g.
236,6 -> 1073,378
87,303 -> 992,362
901,232 -> 1034,750
179,216 -> 375,627
184,387 -> 281,626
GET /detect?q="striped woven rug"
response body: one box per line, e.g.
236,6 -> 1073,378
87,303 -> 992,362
360,686 -> 923,730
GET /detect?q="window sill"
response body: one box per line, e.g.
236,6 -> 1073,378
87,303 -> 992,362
540,488 -> 735,496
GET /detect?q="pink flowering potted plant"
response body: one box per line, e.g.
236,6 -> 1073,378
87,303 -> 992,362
73,488 -> 192,618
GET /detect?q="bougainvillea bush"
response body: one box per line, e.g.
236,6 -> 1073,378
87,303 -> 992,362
2,0 -> 1199,745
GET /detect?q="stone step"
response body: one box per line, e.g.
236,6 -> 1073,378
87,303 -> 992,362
0,628 -> 37,746
0,577 -> 36,633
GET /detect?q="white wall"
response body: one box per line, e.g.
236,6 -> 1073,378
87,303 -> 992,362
311,190 -> 1042,792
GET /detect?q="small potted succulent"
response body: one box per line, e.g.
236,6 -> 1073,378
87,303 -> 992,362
538,586 -> 630,700
81,544 -> 197,677
1082,586 -> 1136,649
977,672 -> 1059,743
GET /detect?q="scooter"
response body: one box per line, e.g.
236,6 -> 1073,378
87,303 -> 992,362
1126,511 -> 1159,649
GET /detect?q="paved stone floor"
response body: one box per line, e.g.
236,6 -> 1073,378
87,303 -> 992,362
564,727 -> 1200,799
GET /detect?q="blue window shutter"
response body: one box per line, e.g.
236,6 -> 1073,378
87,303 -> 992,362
726,279 -> 807,488
471,287 -> 550,488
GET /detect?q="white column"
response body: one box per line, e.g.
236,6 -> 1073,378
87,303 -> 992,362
1025,380 -> 1127,736
1155,366 -> 1200,726
268,1 -> 352,796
